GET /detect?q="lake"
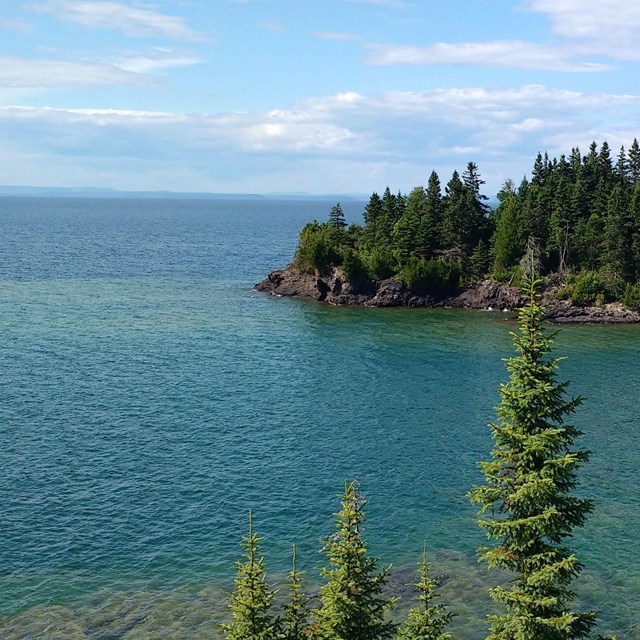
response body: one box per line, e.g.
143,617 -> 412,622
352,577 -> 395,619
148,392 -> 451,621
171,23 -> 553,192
0,196 -> 638,638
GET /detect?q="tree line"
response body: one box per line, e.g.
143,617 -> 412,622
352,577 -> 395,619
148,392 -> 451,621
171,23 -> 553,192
294,140 -> 640,308
222,274 -> 614,640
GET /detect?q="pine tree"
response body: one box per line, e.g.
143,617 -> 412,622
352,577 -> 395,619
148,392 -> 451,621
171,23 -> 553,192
222,510 -> 279,640
395,543 -> 452,640
468,271 -> 596,640
280,544 -> 310,640
312,480 -> 396,640
629,138 -> 640,185
363,192 -> 384,250
329,203 -> 347,230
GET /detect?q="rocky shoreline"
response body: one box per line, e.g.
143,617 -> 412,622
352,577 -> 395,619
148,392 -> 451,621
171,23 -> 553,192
255,265 -> 640,324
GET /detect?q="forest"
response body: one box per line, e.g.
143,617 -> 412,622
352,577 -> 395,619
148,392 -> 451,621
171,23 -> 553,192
293,140 -> 640,309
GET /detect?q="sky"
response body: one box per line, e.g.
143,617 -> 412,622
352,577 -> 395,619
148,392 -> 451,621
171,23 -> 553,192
1,0 -> 640,196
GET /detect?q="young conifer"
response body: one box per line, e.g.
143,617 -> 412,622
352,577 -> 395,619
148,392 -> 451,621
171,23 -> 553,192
279,544 -> 310,640
221,510 -> 279,640
468,270 -> 597,640
311,480 -> 396,640
395,542 -> 452,640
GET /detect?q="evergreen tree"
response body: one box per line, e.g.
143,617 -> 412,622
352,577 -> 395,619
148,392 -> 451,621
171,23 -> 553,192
441,170 -> 466,252
280,544 -> 310,640
601,183 -> 631,288
422,171 -> 443,256
377,187 -> 400,247
468,272 -> 596,640
222,510 -> 279,640
312,480 -> 396,640
329,203 -> 347,230
395,543 -> 452,640
363,192 -> 384,250
629,138 -> 640,185
615,146 -> 629,185
492,180 -> 524,279
394,186 -> 427,262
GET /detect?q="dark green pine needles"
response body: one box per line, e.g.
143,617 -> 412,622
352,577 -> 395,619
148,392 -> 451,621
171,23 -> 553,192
311,479 -> 397,640
469,274 -> 596,640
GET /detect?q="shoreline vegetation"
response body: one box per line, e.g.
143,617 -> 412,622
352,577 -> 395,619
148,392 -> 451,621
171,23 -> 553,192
225,276 -> 613,640
257,140 -> 640,324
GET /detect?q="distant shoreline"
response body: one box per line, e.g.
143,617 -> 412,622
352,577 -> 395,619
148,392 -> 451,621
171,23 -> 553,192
0,187 -> 369,201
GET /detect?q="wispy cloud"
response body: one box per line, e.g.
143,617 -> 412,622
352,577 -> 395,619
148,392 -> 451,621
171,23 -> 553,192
527,0 -> 640,60
364,40 -> 609,72
0,55 -> 151,88
0,16 -> 34,34
345,0 -> 410,8
113,49 -> 203,74
27,0 -> 207,41
313,31 -> 358,42
258,20 -> 285,34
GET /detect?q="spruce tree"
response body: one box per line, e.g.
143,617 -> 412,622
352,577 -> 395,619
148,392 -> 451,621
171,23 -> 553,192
329,203 -> 347,230
312,480 -> 396,640
280,544 -> 310,640
222,510 -> 279,640
468,271 -> 596,640
395,543 -> 452,640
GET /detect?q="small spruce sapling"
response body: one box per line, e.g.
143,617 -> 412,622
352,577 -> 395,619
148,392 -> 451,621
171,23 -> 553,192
221,510 -> 279,640
395,542 -> 452,640
311,480 -> 397,640
280,544 -> 310,640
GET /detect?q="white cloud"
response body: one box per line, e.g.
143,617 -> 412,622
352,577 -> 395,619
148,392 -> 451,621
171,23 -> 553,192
27,0 -> 207,41
364,40 -> 609,72
2,85 -> 640,193
527,0 -> 640,60
113,50 -> 202,74
0,55 -> 151,88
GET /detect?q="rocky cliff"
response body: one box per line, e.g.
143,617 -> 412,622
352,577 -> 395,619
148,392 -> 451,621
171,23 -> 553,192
255,265 -> 640,323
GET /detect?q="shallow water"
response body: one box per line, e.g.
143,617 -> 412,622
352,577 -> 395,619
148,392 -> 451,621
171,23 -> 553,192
0,197 -> 638,638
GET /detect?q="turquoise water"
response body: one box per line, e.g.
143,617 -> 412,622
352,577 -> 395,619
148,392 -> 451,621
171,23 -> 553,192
0,197 -> 639,638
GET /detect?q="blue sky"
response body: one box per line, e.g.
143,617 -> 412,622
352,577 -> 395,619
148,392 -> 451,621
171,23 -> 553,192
1,0 -> 640,195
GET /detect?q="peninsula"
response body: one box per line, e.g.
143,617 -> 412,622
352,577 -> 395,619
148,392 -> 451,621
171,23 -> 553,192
257,140 -> 640,323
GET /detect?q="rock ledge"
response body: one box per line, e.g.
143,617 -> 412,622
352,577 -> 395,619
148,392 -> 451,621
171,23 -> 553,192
255,265 -> 640,324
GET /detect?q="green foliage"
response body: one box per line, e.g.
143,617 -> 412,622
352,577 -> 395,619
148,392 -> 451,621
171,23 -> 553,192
366,246 -> 395,281
290,139 -> 640,301
341,249 -> 370,282
294,222 -> 341,276
395,543 -> 452,640
558,271 -> 611,306
221,510 -> 279,640
279,545 -> 310,640
622,281 -> 640,310
329,203 -> 347,231
492,182 -> 524,279
311,480 -> 397,640
397,257 -> 460,290
468,273 -> 596,640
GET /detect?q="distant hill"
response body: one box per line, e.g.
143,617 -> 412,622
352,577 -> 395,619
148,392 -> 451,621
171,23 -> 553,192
0,185 -> 368,201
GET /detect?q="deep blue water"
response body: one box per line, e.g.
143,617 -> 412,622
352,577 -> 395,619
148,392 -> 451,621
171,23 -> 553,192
0,196 -> 638,639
